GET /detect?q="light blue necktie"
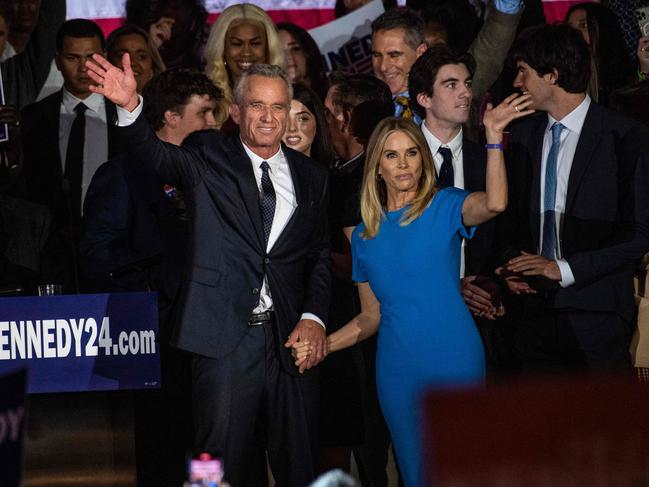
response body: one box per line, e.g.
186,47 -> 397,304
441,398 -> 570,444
541,122 -> 565,259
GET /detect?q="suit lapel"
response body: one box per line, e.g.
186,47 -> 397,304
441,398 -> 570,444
49,91 -> 64,179
462,140 -> 485,191
528,116 -> 546,247
275,146 -> 306,244
565,104 -> 601,213
228,137 -> 265,249
105,99 -> 119,157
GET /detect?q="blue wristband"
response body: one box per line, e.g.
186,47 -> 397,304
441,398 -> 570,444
485,143 -> 504,150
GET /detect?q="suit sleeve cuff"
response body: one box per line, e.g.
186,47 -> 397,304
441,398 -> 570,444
301,313 -> 326,330
116,95 -> 143,126
557,258 -> 576,287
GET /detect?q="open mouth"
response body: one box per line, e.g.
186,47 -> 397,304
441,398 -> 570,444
236,61 -> 255,71
285,136 -> 302,145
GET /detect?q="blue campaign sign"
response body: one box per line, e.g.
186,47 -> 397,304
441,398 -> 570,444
0,293 -> 160,393
0,368 -> 26,487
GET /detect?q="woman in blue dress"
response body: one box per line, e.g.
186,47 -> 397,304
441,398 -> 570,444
294,92 -> 531,486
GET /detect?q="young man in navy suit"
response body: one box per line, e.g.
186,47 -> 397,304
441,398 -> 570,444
498,24 -> 649,374
86,55 -> 330,486
409,45 -> 531,374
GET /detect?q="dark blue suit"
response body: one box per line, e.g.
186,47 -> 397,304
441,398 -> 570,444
499,102 -> 649,371
119,113 -> 331,486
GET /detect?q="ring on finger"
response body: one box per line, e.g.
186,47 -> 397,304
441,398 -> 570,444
515,105 -> 521,112
642,46 -> 649,52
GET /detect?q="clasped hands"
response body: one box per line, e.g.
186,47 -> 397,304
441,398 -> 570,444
495,251 -> 561,295
284,319 -> 327,374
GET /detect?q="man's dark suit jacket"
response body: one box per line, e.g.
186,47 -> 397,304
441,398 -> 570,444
121,114 -> 331,374
20,90 -> 120,225
80,155 -> 187,331
462,139 -> 498,276
500,102 -> 649,324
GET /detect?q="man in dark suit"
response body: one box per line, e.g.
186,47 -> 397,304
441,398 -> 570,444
87,56 -> 330,486
409,46 -> 504,319
409,45 -> 525,377
498,24 -> 649,374
20,19 -> 120,292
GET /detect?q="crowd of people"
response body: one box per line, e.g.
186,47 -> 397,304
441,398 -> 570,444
3,0 -> 649,486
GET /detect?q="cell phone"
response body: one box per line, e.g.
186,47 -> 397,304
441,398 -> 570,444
187,452 -> 223,486
637,7 -> 649,37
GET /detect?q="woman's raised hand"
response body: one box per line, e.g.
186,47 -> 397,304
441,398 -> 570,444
483,93 -> 535,139
85,53 -> 139,112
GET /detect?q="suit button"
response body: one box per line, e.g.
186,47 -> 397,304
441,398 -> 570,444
264,258 -> 270,264
252,288 -> 259,295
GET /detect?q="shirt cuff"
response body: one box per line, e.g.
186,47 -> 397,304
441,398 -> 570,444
557,258 -> 576,287
116,95 -> 143,126
301,313 -> 326,330
493,0 -> 524,14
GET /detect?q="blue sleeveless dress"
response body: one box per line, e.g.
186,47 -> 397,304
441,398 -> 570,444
351,188 -> 485,487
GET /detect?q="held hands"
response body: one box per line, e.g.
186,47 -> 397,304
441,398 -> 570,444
483,93 -> 534,139
85,53 -> 139,112
461,275 -> 505,320
284,319 -> 327,374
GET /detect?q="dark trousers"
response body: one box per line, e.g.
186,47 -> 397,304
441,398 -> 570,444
514,308 -> 633,375
191,321 -> 318,487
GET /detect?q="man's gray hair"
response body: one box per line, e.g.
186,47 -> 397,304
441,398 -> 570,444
233,64 -> 293,105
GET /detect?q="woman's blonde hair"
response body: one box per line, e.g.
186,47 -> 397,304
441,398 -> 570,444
360,117 -> 438,239
204,3 -> 285,104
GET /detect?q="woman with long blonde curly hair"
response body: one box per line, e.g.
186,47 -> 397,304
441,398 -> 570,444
205,3 -> 285,105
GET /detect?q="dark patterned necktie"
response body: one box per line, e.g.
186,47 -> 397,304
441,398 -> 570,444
64,102 -> 88,223
437,146 -> 454,188
259,161 -> 276,246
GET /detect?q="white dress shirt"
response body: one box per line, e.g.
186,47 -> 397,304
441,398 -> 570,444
421,122 -> 468,276
117,98 -> 325,327
59,89 -> 108,210
539,95 -> 591,287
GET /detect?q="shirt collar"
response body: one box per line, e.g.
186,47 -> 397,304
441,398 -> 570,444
62,89 -> 104,114
393,90 -> 409,99
241,140 -> 284,171
421,121 -> 463,158
547,95 -> 591,136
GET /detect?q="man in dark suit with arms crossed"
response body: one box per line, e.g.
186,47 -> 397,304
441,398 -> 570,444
498,24 -> 649,374
85,54 -> 330,486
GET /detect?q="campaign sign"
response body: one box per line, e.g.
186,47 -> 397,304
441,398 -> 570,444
309,0 -> 384,74
0,293 -> 160,393
0,368 -> 26,487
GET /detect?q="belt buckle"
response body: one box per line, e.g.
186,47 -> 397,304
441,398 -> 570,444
248,311 -> 272,326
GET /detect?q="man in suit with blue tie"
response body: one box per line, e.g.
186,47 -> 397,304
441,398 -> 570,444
85,55 -> 330,486
498,24 -> 649,374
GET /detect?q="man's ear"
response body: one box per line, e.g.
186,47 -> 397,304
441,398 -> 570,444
416,42 -> 428,58
548,68 -> 559,85
416,92 -> 431,111
341,108 -> 353,135
163,110 -> 179,128
229,103 -> 240,125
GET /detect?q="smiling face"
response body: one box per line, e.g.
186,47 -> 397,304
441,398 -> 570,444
224,21 -> 267,81
372,28 -> 424,96
379,130 -> 423,207
56,35 -> 104,99
229,74 -> 290,159
108,33 -> 154,93
417,63 -> 472,132
279,29 -> 308,85
283,99 -> 317,156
